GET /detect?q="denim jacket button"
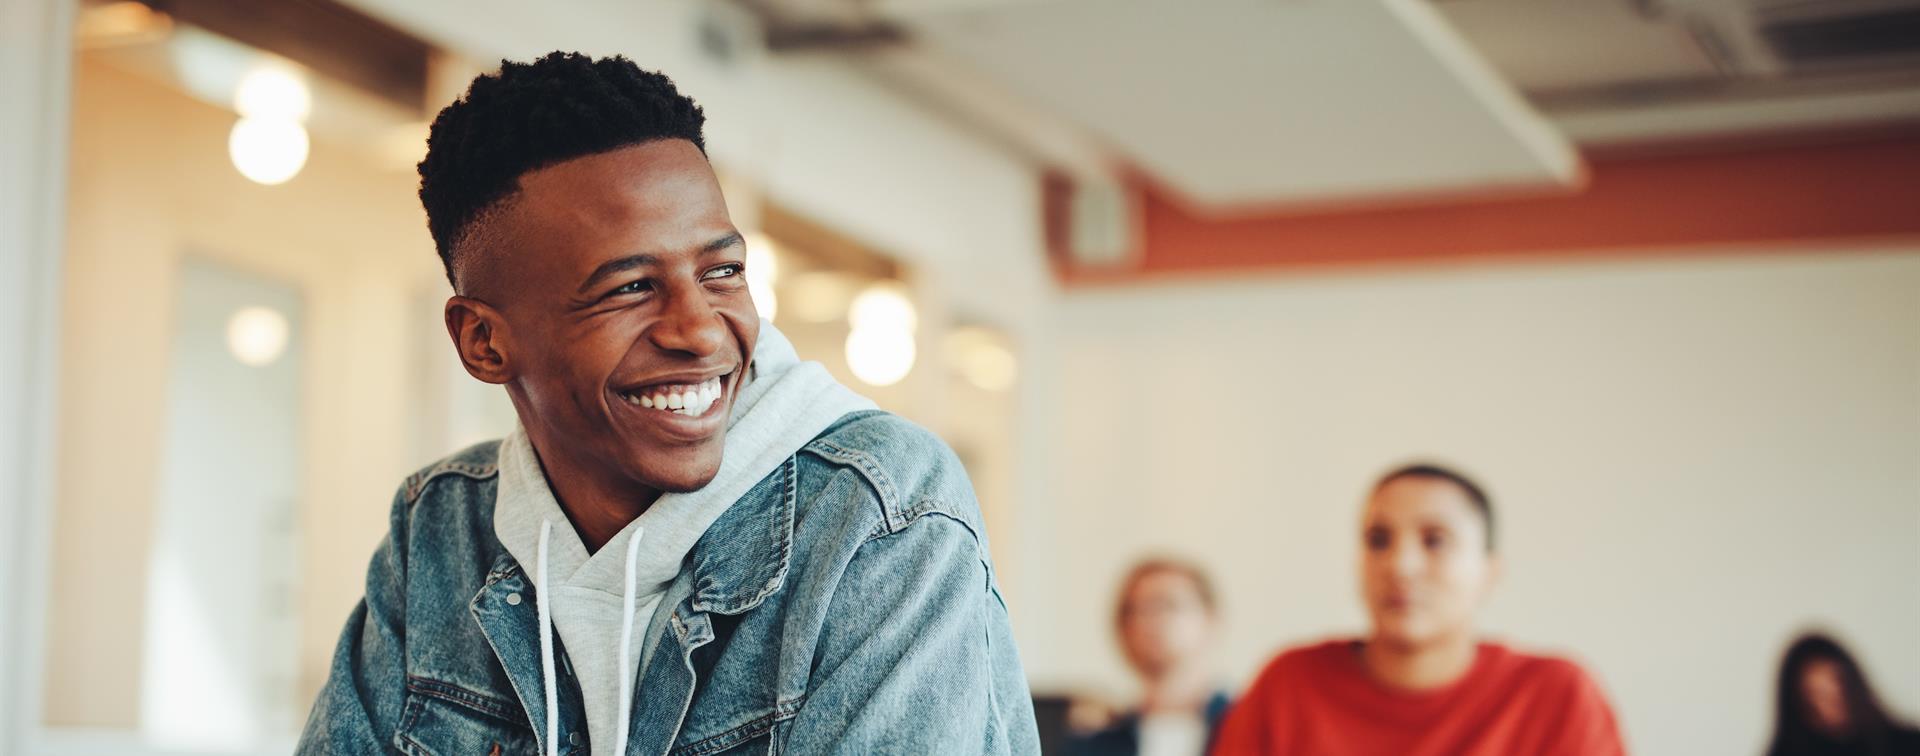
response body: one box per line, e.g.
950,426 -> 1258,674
506,593 -> 522,605
569,732 -> 582,746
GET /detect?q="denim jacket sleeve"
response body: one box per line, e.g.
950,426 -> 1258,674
297,485 -> 410,754
784,509 -> 1036,754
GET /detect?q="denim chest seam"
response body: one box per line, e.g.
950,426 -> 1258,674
860,495 -> 966,542
800,440 -> 902,532
403,461 -> 499,504
861,509 -> 1012,613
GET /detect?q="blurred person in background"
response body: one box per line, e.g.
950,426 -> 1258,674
299,52 -> 1037,754
1766,632 -> 1920,756
1212,464 -> 1624,755
1070,558 -> 1232,756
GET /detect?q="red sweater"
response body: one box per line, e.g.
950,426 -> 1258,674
1212,640 -> 1625,756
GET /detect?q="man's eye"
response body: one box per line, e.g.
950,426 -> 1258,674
703,264 -> 743,281
611,279 -> 652,296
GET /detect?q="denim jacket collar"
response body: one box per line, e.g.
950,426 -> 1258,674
685,454 -> 798,616
468,551 -> 585,754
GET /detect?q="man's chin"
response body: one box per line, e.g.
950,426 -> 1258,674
653,476 -> 718,494
632,457 -> 723,494
612,433 -> 727,493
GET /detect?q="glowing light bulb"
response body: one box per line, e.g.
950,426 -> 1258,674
845,324 -> 916,387
225,306 -> 289,367
228,117 -> 308,185
234,65 -> 310,121
849,283 -> 915,331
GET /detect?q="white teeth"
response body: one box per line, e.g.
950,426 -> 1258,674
630,376 -> 727,415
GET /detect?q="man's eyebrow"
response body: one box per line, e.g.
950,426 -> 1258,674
574,234 -> 744,295
702,231 -> 745,255
577,253 -> 662,295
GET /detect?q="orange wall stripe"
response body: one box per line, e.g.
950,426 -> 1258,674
1051,135 -> 1920,283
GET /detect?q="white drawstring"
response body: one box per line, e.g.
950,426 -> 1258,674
536,519 -> 559,756
614,525 -> 646,753
533,519 -> 646,755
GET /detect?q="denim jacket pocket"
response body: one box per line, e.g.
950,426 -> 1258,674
393,677 -> 543,756
669,699 -> 802,756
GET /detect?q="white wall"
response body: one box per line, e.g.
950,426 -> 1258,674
1023,248 -> 1920,755
140,261 -> 307,749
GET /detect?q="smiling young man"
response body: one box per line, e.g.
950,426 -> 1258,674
299,52 -> 1038,755
1210,465 -> 1624,756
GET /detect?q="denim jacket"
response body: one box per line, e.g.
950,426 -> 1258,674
299,411 -> 1039,755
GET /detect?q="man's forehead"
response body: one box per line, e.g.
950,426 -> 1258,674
519,140 -> 716,204
1368,480 -> 1477,520
497,146 -> 725,249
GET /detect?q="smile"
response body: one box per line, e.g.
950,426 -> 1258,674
618,374 -> 726,417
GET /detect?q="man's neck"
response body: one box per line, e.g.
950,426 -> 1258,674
523,430 -> 660,554
1359,632 -> 1478,692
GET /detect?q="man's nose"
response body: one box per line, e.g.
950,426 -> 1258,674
649,286 -> 726,357
1389,540 -> 1424,577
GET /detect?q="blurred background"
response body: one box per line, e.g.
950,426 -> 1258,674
1,0 -> 1916,754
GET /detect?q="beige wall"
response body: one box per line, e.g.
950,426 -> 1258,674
48,56 -> 442,727
1018,248 -> 1920,755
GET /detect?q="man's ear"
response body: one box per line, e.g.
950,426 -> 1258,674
445,295 -> 513,385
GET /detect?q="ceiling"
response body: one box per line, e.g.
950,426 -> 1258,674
89,0 -> 1920,216
902,0 -> 1580,210
735,0 -> 1920,212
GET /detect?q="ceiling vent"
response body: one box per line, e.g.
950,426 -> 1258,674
1757,0 -> 1920,74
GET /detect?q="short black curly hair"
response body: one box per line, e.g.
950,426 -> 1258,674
417,51 -> 707,289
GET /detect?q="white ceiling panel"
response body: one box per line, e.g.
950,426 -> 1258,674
904,0 -> 1582,209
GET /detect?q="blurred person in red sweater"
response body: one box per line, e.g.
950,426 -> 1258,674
1212,464 -> 1625,756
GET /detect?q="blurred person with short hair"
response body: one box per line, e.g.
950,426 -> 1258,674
1212,464 -> 1625,755
1070,558 -> 1232,756
1766,632 -> 1920,756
